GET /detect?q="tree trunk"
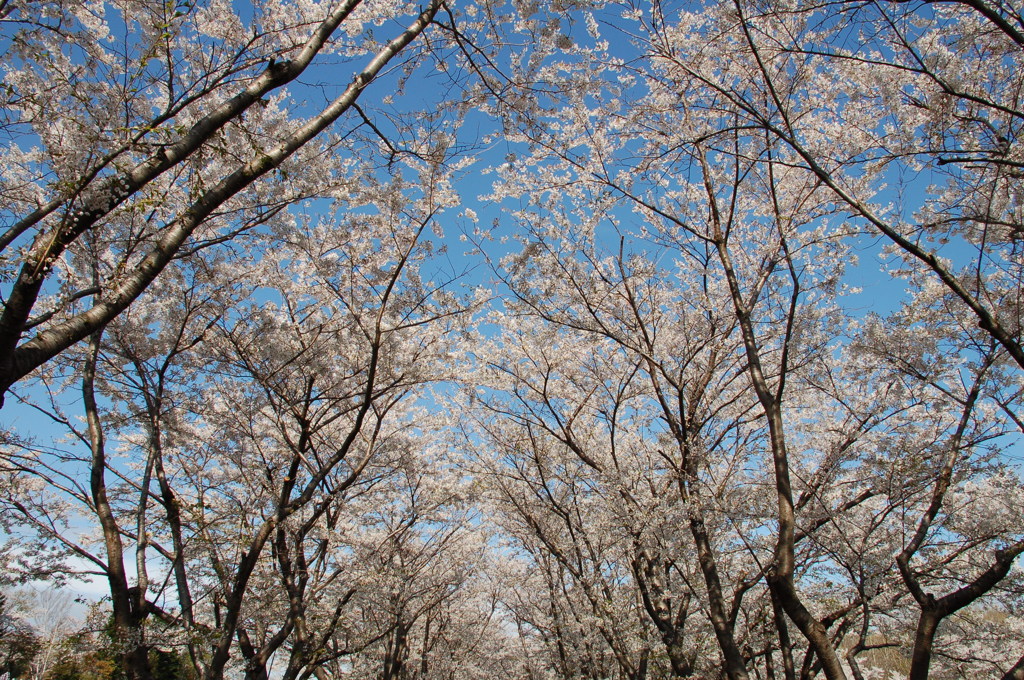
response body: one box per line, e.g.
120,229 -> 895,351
908,607 -> 939,680
690,517 -> 749,680
84,329 -> 154,680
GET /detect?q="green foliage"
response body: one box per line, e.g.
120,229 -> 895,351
41,620 -> 121,680
0,592 -> 40,679
150,649 -> 195,680
0,628 -> 40,679
44,651 -> 119,680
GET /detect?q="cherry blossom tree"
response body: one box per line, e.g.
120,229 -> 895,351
0,160 -> 471,680
5,2 -> 1024,680
0,0 -> 448,403
470,2 -> 1024,678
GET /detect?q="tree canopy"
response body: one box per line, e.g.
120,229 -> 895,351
1,0 -> 1023,679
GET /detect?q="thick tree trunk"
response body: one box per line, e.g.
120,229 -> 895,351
662,631 -> 696,679
1001,653 -> 1024,680
690,517 -> 750,680
382,621 -> 410,680
770,587 -> 797,680
907,607 -> 940,680
84,330 -> 154,680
